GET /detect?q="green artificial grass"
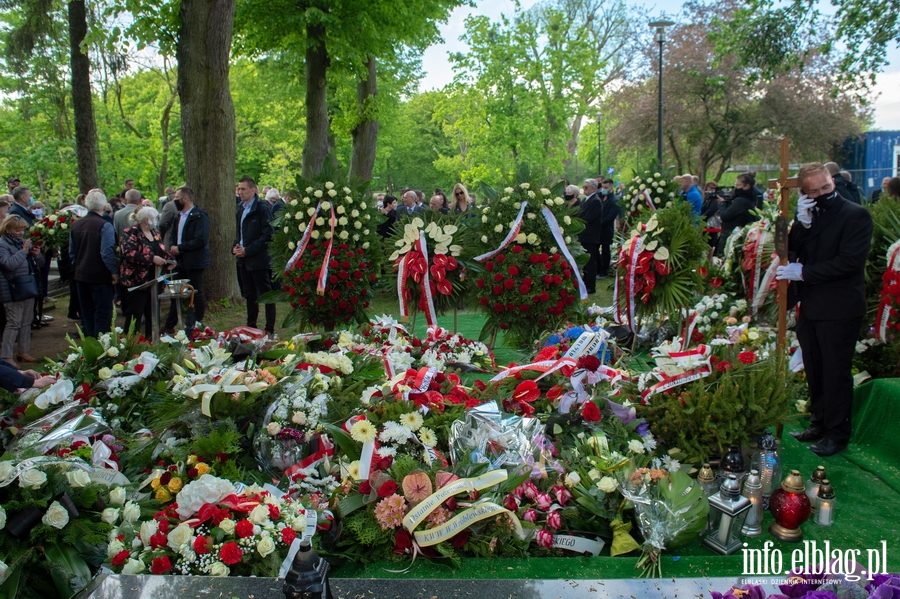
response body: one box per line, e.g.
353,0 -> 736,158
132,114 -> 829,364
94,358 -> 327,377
332,379 -> 900,580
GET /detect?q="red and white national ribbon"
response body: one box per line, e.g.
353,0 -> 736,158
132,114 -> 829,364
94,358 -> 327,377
876,240 -> 900,342
541,207 -> 588,300
285,435 -> 335,480
752,252 -> 781,310
284,201 -> 322,273
316,205 -> 337,296
623,235 -> 643,332
474,201 -> 529,262
397,251 -> 410,320
667,344 -> 710,368
417,231 -> 438,326
489,359 -> 572,383
680,310 -> 699,350
642,189 -> 656,211
640,364 -> 712,402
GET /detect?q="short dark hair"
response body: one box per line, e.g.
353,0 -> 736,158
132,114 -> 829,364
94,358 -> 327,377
11,186 -> 29,202
737,171 -> 757,187
176,186 -> 194,202
239,176 -> 256,188
383,195 -> 397,206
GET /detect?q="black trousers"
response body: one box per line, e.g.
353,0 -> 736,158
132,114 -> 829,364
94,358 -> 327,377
582,243 -> 600,293
238,262 -> 276,332
165,268 -> 206,330
123,287 -> 152,338
795,314 -> 862,444
599,242 -> 612,277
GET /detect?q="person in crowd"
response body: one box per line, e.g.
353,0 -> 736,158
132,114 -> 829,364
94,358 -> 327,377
9,186 -> 35,226
433,188 -> 449,208
266,188 -> 284,216
564,184 -> 581,208
870,177 -> 892,203
119,178 -> 135,200
102,202 -> 114,222
75,193 -> 86,207
716,172 -> 760,253
450,184 -> 472,214
396,190 -> 422,218
676,174 -> 703,218
6,177 -> 20,193
29,200 -> 52,328
429,194 -> 449,214
777,162 -> 873,457
0,198 -> 10,219
159,186 -> 175,208
70,189 -> 118,337
616,182 -> 626,202
119,207 -> 173,338
158,191 -> 180,243
0,215 -> 43,364
109,196 -> 124,213
162,186 -> 209,334
0,358 -> 56,391
884,177 -> 900,200
377,195 -> 398,238
56,206 -> 80,322
577,178 -> 603,294
469,192 -> 479,207
233,177 -> 276,336
114,189 -> 143,240
824,162 -> 862,204
597,178 -> 621,278
414,189 -> 425,207
701,181 -> 722,257
141,198 -> 154,208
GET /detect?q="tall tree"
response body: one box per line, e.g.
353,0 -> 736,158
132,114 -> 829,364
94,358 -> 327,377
176,0 -> 239,300
67,0 -> 98,192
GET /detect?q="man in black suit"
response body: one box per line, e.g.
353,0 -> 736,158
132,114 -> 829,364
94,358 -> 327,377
577,179 -> 603,294
598,178 -> 621,278
777,162 -> 873,457
163,186 -> 210,334
234,176 -> 276,336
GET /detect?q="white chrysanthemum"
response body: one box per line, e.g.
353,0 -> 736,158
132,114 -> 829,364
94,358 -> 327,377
399,412 -> 423,432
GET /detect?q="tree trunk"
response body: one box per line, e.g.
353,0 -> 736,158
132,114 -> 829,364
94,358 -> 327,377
176,0 -> 238,301
349,55 -> 379,183
302,21 -> 331,178
67,0 -> 98,193
156,89 -> 177,197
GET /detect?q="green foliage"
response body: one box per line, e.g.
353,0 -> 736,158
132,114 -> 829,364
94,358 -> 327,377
343,510 -> 393,548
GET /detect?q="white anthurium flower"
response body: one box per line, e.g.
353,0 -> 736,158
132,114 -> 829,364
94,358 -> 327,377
443,224 -> 458,235
424,221 -> 439,235
434,244 -> 449,255
644,239 -> 658,251
389,250 -> 401,262
403,224 -> 419,244
411,217 -> 424,228
449,245 -> 463,256
654,247 -> 670,261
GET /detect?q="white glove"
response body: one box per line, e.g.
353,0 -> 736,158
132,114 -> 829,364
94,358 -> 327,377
796,194 -> 815,228
776,263 -> 803,281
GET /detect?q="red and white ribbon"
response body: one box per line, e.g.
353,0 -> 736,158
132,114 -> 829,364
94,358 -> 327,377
876,240 -> 900,342
680,310 -> 699,350
397,250 -> 410,320
623,235 -> 643,332
417,231 -> 438,326
316,205 -> 337,296
489,359 -> 570,383
642,189 -> 656,211
285,435 -> 335,480
284,201 -> 321,273
541,207 -> 588,300
752,252 -> 781,311
640,364 -> 712,402
474,201 -> 529,262
667,344 -> 710,368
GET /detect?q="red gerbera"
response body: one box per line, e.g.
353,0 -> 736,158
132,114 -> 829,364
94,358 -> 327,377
738,351 -> 756,364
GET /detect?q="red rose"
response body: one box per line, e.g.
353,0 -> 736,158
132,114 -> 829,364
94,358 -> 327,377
393,530 -> 413,554
738,351 -> 756,364
451,530 -> 470,549
377,480 -> 397,497
581,401 -> 602,422
193,535 -> 212,555
503,278 -> 515,290
507,265 -> 519,276
715,360 -> 733,372
112,550 -> 130,567
576,355 -> 601,372
492,285 -> 503,295
485,261 -> 494,272
476,279 -> 485,288
220,542 -> 243,565
235,519 -> 254,538
281,527 -> 297,545
159,471 -> 172,486
134,363 -> 145,374
496,254 -> 505,263
151,556 -> 172,574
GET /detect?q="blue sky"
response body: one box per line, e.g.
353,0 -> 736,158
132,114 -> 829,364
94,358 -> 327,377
418,0 -> 900,130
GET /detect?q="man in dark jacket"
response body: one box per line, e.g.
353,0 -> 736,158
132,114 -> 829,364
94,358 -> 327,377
234,177 -> 276,335
70,189 -> 119,337
598,179 -> 621,277
777,162 -> 873,457
825,162 -> 862,204
577,179 -> 603,294
716,172 -> 760,254
162,186 -> 210,334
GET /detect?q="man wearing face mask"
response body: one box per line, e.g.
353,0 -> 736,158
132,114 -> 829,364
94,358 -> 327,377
9,187 -> 35,226
161,186 -> 209,335
776,162 -> 873,457
597,179 -> 621,278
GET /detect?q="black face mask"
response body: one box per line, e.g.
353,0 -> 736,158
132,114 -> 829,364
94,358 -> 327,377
564,194 -> 574,201
810,190 -> 837,209
174,200 -> 185,211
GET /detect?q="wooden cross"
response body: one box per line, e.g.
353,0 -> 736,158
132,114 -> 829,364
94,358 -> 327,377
767,138 -> 799,352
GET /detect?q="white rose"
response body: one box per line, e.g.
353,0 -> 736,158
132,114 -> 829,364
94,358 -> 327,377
291,412 -> 307,425
481,215 -> 488,223
515,233 -> 527,244
98,367 -> 113,380
290,199 -> 298,206
219,518 -> 236,535
336,205 -> 345,214
0,505 -> 5,530
266,422 -> 282,436
42,501 -> 70,529
107,539 -> 125,558
140,520 -> 158,546
122,501 -> 141,523
314,189 -> 323,198
554,197 -> 565,206
0,461 -> 14,481
19,469 -> 47,489
100,507 -> 120,525
0,560 -> 8,585
256,535 -> 276,557
362,242 -> 370,249
481,235 -> 488,243
121,559 -> 145,575
61,223 -> 68,229
66,469 -> 91,488
494,224 -> 503,233
513,202 -> 521,209
627,439 -> 645,454
310,230 -> 320,239
350,210 -> 359,218
109,486 -> 127,506
107,347 -> 119,357
324,181 -> 334,189
321,201 -> 331,209
208,562 -> 230,576
338,216 -> 348,226
175,474 -> 235,520
167,523 -> 193,551
249,504 -> 270,525
597,477 -> 618,493
564,472 -> 581,488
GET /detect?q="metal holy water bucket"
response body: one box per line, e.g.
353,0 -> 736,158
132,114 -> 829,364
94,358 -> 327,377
163,279 -> 192,295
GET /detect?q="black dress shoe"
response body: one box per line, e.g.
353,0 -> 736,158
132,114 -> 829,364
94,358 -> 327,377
790,426 -> 824,442
809,438 -> 847,457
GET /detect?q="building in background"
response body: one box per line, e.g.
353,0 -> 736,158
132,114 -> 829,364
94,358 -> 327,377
841,131 -> 900,200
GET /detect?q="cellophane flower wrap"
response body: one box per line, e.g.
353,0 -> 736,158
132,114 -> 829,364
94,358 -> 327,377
268,174 -> 382,329
473,173 -> 586,344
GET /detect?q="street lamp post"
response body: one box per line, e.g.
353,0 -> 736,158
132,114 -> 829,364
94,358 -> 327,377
649,18 -> 674,167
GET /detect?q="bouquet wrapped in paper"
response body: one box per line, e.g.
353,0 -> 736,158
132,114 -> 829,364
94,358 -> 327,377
449,401 -> 543,470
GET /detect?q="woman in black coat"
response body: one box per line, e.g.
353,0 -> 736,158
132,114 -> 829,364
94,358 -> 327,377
717,172 -> 760,254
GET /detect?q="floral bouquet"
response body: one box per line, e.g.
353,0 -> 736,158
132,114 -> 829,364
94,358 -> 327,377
28,212 -> 75,253
267,174 -> 381,330
387,212 -> 475,323
618,164 -> 680,225
720,203 -> 780,319
614,203 -> 707,332
104,474 -> 317,577
416,326 -> 494,372
473,171 -> 586,344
